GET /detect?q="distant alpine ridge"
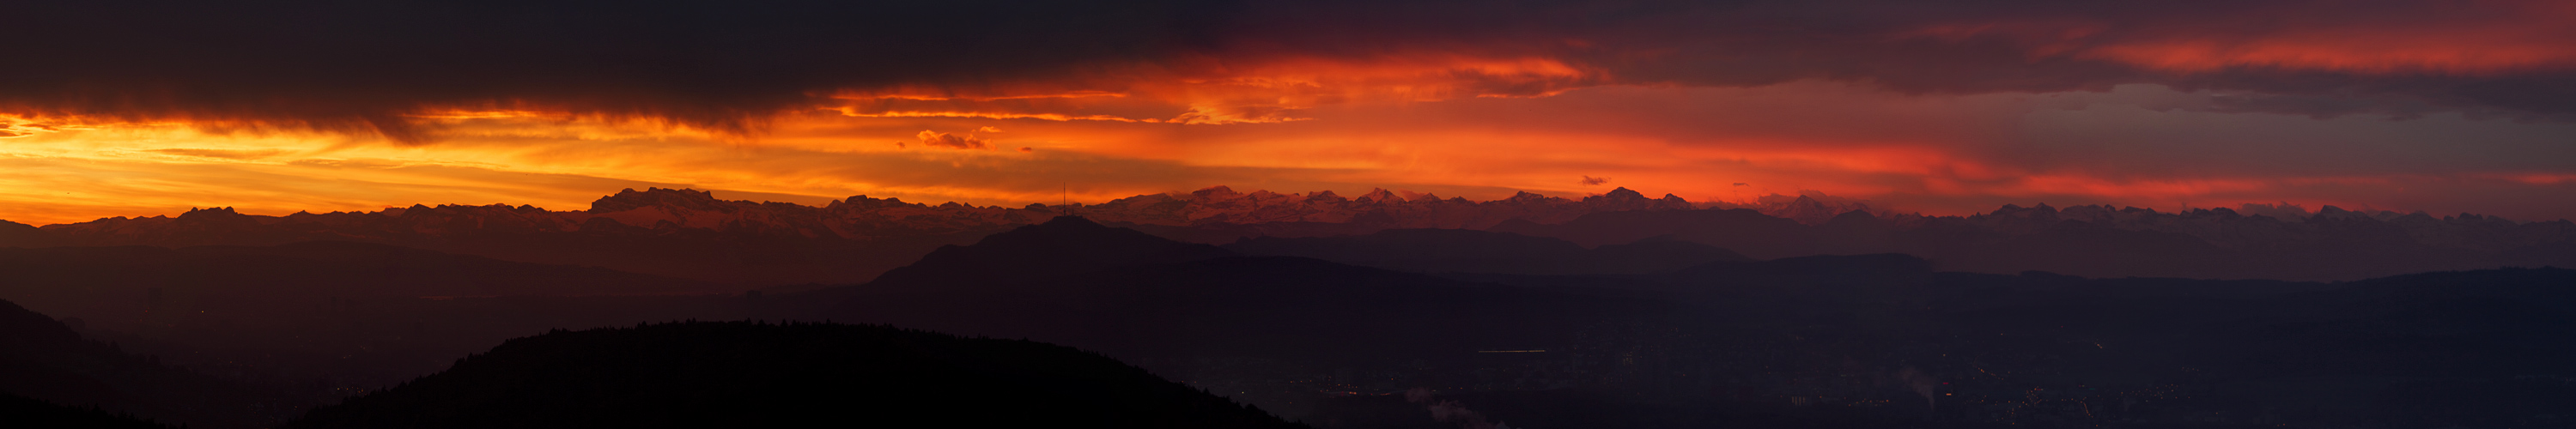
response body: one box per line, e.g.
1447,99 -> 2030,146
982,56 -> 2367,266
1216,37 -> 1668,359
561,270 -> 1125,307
0,186 -> 2568,283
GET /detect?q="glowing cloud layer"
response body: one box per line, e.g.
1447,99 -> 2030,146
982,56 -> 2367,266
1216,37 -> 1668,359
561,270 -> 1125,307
1,1 -> 2571,224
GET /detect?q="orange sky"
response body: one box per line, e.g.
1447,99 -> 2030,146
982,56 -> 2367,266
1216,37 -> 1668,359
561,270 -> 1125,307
3,0 -> 2573,225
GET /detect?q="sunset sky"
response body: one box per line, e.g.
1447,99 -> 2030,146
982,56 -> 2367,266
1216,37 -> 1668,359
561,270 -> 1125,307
3,0 -> 2573,225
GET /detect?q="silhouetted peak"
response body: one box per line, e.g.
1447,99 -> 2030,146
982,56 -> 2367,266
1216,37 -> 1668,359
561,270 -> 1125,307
588,188 -> 726,213
0,299 -> 82,347
1037,215 -> 1106,229
829,195 -> 924,210
982,216 -> 1189,251
1604,187 -> 1645,200
875,215 -> 1236,285
1826,209 -> 1880,224
178,207 -> 243,218
1357,188 -> 1400,203
284,321 -> 1305,429
1986,203 -> 2063,220
1503,191 -> 1552,202
1305,190 -> 1345,202
1676,253 -> 1932,280
1191,185 -> 1241,198
0,219 -> 38,245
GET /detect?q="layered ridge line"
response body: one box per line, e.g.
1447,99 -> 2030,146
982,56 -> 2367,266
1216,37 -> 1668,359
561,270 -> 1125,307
0,185 -> 2568,283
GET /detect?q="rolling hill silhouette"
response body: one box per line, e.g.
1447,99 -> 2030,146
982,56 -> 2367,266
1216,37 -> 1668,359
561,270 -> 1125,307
866,216 -> 1236,287
3,187 -> 2568,282
0,240 -> 711,320
0,242 -> 729,396
0,299 -> 313,428
797,216 -> 2576,426
1224,228 -> 1751,275
1494,204 -> 2575,280
0,392 -> 174,429
0,199 -> 2568,427
822,216 -> 1659,364
281,321 -> 1309,429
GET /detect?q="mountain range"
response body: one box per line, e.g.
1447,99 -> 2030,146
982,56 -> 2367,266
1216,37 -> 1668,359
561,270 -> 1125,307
4,186 -> 2564,283
283,322 -> 1309,429
805,217 -> 2576,427
0,299 -> 316,428
4,214 -> 2573,428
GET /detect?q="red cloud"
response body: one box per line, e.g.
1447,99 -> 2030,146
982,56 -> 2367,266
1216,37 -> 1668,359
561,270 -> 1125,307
915,130 -> 989,150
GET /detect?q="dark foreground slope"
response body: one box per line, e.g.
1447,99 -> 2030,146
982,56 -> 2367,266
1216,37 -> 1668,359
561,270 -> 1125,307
0,299 -> 313,428
826,217 -> 1659,364
1360,264 -> 2576,429
0,393 -> 174,429
1224,228 -> 1751,275
283,321 -> 1309,429
0,241 -> 728,390
0,241 -> 711,317
832,218 -> 2576,429
1493,206 -> 2576,281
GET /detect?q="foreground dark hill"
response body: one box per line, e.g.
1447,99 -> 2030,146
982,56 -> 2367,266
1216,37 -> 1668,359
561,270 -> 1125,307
283,321 -> 1309,429
817,220 -> 2576,428
1,190 -> 1026,286
0,240 -> 709,324
866,215 -> 1237,287
1310,262 -> 2576,428
1495,205 -> 2576,280
0,393 -> 173,429
823,217 -> 1656,365
11,186 -> 2567,283
0,241 -> 716,308
0,213 -> 2560,428
1,299 -> 313,428
0,242 -> 725,392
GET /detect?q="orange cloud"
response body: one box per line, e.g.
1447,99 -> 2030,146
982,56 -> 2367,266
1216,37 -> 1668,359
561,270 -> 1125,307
4,2 -> 2576,225
817,53 -> 1601,127
915,130 -> 990,150
1905,2 -> 2576,76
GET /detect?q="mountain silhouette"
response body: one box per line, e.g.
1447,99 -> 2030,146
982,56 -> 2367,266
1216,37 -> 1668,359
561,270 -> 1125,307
1492,208 -> 1820,257
0,393 -> 174,429
0,241 -> 710,317
0,189 -> 1024,286
0,220 -> 41,245
820,218 -> 2576,427
3,210 -> 2567,428
5,187 -> 2570,282
820,217 -> 1658,364
866,216 -> 1236,287
280,321 -> 1309,429
1224,228 -> 1750,275
1498,203 -> 2576,280
0,299 -> 312,428
0,242 -> 723,396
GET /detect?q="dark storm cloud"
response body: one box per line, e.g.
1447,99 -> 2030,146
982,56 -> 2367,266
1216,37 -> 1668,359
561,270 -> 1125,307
0,0 -> 1227,142
1217,0 -> 2576,118
3,0 -> 2569,142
